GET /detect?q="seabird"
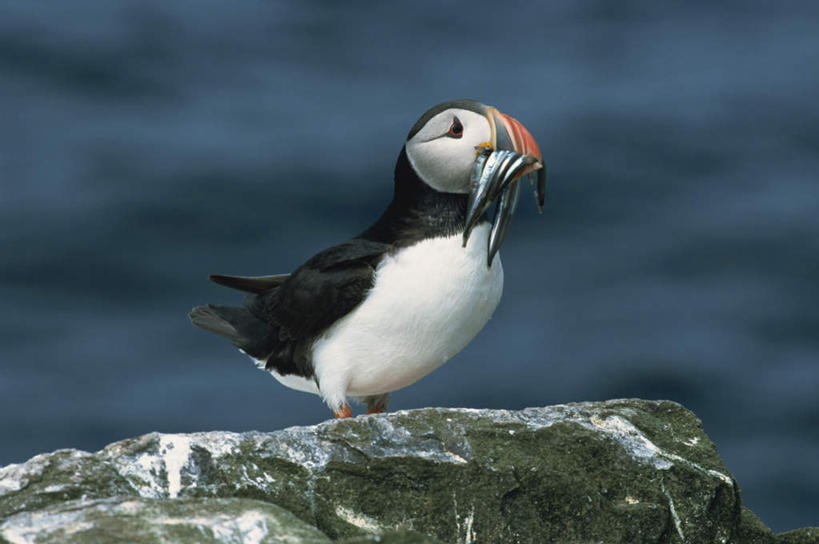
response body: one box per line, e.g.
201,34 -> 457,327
190,99 -> 546,418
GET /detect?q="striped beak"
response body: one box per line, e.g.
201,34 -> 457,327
464,107 -> 547,267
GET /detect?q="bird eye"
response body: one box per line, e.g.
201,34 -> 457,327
446,117 -> 464,138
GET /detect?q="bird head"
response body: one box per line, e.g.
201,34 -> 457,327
405,99 -> 543,194
404,99 -> 547,265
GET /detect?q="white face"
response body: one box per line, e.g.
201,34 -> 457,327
405,108 -> 492,194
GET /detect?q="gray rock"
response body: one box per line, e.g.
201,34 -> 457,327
0,496 -> 331,544
0,400 -> 815,543
776,527 -> 819,544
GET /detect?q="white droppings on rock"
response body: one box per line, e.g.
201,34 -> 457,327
267,430 -> 333,471
0,504 -> 95,544
359,415 -> 473,464
2,498 -> 326,544
105,434 -> 200,498
465,405 -> 674,469
708,469 -> 734,485
163,510 -> 271,544
434,450 -> 468,464
42,484 -> 67,493
0,463 -> 25,494
580,413 -> 733,485
159,435 -> 191,499
426,403 -> 735,488
229,510 -> 271,544
0,450 -> 92,497
661,450 -> 735,486
187,431 -> 244,459
110,438 -> 165,498
335,505 -> 383,532
586,415 -> 672,470
684,436 -> 700,446
102,432 -> 254,498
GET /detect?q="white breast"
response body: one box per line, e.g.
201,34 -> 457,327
310,222 -> 503,405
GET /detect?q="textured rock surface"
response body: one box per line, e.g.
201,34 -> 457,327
0,400 -> 815,543
0,497 -> 330,544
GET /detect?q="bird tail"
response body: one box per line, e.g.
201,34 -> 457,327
189,304 -> 273,359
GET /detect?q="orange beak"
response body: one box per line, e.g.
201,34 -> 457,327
464,106 -> 548,266
488,107 -> 546,212
496,111 -> 542,165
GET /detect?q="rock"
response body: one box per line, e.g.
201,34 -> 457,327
336,532 -> 442,544
0,399 -> 815,543
734,507 -> 779,544
776,528 -> 819,544
0,497 -> 331,544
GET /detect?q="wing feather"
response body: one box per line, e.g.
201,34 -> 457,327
246,239 -> 392,376
209,273 -> 290,293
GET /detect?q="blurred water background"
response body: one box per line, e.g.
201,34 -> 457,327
1,0 -> 817,532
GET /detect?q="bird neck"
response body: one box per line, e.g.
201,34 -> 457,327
358,147 -> 469,246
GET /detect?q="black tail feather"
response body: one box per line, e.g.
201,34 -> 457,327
189,304 -> 273,359
209,273 -> 290,294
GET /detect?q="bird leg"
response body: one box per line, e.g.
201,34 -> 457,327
358,393 -> 390,415
334,405 -> 352,418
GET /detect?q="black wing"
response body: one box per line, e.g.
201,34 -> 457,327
248,238 -> 392,377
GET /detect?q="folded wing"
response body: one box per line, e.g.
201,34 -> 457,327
191,238 -> 392,380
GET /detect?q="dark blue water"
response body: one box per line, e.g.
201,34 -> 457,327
1,0 -> 817,532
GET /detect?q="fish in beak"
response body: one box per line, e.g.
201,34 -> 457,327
463,108 -> 546,267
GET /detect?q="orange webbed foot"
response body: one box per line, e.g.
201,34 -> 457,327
361,393 -> 389,415
334,405 -> 352,418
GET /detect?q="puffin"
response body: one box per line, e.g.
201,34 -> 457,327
190,99 -> 546,418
